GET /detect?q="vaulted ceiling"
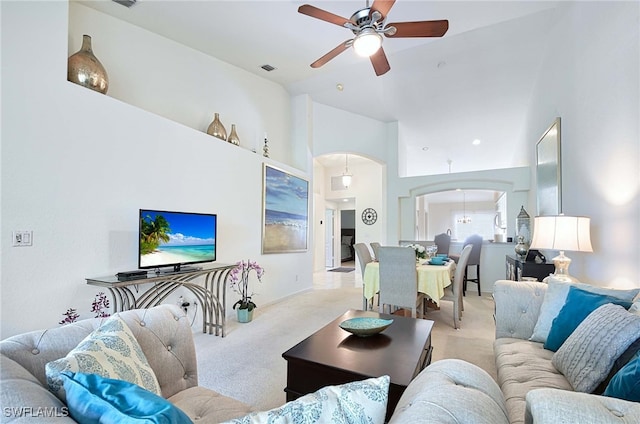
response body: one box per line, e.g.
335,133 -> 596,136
80,0 -> 561,176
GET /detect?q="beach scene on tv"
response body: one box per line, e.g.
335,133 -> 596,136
263,166 -> 308,253
139,210 -> 216,268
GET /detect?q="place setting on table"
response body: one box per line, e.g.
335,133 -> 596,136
362,245 -> 456,310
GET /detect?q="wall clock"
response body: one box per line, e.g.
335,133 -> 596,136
361,208 -> 378,225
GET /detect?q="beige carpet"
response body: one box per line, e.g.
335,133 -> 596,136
193,287 -> 496,412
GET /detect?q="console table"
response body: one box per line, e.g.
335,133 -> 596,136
505,255 -> 555,282
86,263 -> 235,336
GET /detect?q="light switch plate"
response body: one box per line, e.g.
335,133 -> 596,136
12,231 -> 33,246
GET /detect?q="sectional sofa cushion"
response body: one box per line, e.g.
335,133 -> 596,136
551,303 -> 640,393
530,278 -> 640,343
45,315 -> 161,402
221,375 -> 390,424
60,371 -> 192,424
544,286 -> 633,351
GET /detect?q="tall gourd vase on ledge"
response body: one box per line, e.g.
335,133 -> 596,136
67,34 -> 109,94
207,113 -> 227,141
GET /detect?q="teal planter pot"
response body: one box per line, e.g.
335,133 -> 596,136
237,308 -> 254,323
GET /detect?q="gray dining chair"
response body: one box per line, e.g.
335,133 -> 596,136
434,233 -> 451,256
437,244 -> 472,329
370,242 -> 381,260
378,246 -> 425,318
354,243 -> 374,310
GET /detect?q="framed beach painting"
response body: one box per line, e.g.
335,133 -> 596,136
262,164 -> 309,254
536,117 -> 562,215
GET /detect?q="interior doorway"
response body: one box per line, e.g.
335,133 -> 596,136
340,210 -> 356,263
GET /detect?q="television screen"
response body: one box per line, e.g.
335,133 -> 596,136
138,209 -> 216,271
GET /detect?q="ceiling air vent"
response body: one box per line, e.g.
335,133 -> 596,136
112,0 -> 137,8
261,64 -> 277,72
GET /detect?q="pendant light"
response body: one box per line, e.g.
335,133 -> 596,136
342,154 -> 353,188
457,190 -> 471,224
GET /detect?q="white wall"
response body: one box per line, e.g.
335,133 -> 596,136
524,2 -> 640,287
1,1 -> 312,338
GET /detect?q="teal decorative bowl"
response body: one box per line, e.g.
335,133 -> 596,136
339,317 -> 394,337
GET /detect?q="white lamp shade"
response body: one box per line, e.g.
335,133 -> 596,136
353,30 -> 382,57
529,215 -> 593,252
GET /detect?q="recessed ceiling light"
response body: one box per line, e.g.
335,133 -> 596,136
422,146 -> 429,151
472,139 -> 481,145
343,198 -> 349,202
336,83 -> 344,91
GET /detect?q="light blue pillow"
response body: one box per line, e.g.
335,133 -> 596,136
544,286 -> 633,351
221,375 -> 390,424
530,278 -> 640,343
604,350 -> 640,401
60,371 -> 192,424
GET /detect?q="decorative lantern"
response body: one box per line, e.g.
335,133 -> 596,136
516,206 -> 531,249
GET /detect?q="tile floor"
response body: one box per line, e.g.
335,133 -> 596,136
313,261 -> 360,290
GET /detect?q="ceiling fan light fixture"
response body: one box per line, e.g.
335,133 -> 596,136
353,29 -> 382,57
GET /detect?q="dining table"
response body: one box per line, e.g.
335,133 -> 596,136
363,259 -> 456,308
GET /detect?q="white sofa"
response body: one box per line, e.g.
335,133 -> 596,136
0,305 -> 252,423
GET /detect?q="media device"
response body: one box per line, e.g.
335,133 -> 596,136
138,209 -> 217,272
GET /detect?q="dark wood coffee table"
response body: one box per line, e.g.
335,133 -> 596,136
282,309 -> 434,421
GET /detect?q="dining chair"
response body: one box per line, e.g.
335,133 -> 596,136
354,243 -> 374,310
370,242 -> 381,260
378,246 -> 425,318
450,234 -> 483,296
437,244 -> 472,329
433,233 -> 451,256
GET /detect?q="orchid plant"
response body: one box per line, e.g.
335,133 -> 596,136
407,243 -> 427,260
229,259 -> 265,311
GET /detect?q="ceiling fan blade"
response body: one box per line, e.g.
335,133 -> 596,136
370,0 -> 396,20
298,4 -> 354,27
386,20 -> 449,38
370,47 -> 390,76
310,41 -> 352,68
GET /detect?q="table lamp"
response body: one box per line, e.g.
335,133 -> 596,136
529,215 -> 593,282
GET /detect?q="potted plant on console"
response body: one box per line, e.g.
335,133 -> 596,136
229,259 -> 264,323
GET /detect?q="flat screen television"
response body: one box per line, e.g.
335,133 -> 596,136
138,209 -> 216,272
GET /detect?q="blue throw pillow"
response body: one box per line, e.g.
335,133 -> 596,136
604,350 -> 640,401
544,286 -> 633,351
60,371 -> 192,424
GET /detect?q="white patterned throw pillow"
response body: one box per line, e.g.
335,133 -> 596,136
552,303 -> 640,393
222,375 -> 390,424
46,315 -> 161,402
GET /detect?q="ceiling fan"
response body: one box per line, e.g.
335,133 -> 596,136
298,0 -> 449,76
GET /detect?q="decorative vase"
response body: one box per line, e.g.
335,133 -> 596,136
515,235 -> 528,259
67,35 -> 109,94
207,113 -> 227,140
227,124 -> 240,145
237,308 -> 253,323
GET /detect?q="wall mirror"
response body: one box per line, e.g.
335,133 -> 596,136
536,118 -> 562,215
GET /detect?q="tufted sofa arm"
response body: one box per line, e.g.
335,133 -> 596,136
493,280 -> 547,340
525,388 -> 640,423
389,359 -> 510,424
